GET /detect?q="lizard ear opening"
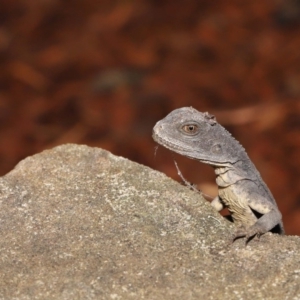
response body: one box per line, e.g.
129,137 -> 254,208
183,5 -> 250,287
211,143 -> 222,155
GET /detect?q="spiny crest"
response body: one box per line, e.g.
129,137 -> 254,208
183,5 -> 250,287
219,125 -> 246,153
203,112 -> 217,125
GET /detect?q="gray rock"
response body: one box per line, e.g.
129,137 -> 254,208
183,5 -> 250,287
0,144 -> 299,300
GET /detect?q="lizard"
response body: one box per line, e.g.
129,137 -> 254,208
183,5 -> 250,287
152,107 -> 284,242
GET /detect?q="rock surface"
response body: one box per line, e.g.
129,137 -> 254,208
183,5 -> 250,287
0,144 -> 299,299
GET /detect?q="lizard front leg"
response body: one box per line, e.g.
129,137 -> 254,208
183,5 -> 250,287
233,195 -> 282,242
211,196 -> 225,212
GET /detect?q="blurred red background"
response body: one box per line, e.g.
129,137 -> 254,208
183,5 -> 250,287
0,0 -> 299,234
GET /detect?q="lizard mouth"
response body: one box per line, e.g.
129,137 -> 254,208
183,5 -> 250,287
152,129 -> 232,166
152,130 -> 195,155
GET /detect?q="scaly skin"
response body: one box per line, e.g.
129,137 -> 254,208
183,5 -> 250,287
153,107 -> 284,242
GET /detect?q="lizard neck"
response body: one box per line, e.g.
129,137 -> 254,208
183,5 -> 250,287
213,159 -> 255,187
213,165 -> 236,187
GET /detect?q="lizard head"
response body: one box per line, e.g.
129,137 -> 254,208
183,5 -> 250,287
153,107 -> 246,166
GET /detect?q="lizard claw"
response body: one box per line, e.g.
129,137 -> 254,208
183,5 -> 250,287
232,225 -> 262,244
232,230 -> 246,243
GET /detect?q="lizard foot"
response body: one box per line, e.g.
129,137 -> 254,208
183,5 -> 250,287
232,225 -> 263,245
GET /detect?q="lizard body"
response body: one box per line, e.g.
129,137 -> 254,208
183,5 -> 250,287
153,107 -> 284,241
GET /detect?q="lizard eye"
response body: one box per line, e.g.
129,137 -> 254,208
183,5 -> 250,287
182,124 -> 199,134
